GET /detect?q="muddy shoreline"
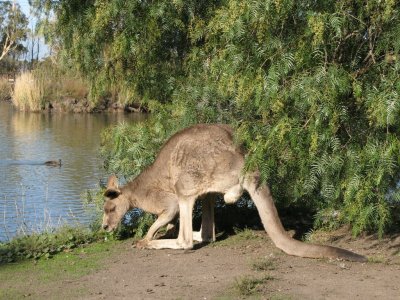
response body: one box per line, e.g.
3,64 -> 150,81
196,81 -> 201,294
2,97 -> 147,113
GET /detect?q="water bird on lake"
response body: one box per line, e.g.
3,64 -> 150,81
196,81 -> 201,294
44,159 -> 62,167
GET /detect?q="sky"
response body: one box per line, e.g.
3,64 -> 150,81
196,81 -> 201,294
17,0 -> 50,59
16,0 -> 30,15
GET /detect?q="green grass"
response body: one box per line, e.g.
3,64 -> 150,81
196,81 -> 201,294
251,257 -> 276,271
37,241 -> 117,281
234,275 -> 274,296
367,255 -> 386,264
0,240 -> 119,299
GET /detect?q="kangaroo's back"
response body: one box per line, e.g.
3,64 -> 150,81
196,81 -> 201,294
149,124 -> 244,198
153,124 -> 236,165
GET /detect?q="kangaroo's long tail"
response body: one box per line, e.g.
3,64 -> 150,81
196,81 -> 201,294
243,173 -> 367,262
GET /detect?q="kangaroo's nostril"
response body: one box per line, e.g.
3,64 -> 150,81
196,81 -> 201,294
102,224 -> 109,230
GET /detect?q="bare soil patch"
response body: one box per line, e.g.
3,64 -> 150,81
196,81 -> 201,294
2,228 -> 400,299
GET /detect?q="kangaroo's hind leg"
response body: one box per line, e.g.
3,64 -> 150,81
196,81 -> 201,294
135,208 -> 178,249
134,194 -> 179,249
193,194 -> 216,242
143,196 -> 197,250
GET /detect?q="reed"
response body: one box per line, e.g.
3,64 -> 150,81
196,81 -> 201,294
0,190 -> 99,263
1,189 -> 82,242
0,77 -> 12,101
12,71 -> 44,111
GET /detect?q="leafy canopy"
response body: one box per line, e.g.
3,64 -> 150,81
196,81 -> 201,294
43,0 -> 400,235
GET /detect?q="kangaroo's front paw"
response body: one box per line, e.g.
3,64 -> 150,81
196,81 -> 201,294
134,239 -> 149,249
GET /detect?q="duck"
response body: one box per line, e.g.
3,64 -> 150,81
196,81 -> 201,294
44,159 -> 62,167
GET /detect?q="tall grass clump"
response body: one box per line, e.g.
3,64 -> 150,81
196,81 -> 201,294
12,71 -> 44,111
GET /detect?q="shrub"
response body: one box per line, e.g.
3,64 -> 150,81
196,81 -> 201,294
0,77 -> 12,101
49,0 -> 400,236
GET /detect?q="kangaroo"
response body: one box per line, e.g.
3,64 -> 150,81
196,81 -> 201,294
102,124 -> 366,262
103,175 -> 216,246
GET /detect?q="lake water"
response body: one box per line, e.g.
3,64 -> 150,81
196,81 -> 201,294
0,101 -> 145,241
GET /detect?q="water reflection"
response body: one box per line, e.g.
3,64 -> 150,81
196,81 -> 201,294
0,102 -> 145,241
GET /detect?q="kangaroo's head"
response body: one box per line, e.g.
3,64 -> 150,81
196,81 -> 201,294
102,175 -> 130,232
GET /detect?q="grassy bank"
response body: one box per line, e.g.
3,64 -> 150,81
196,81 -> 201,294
10,59 -> 144,113
0,226 -> 105,264
0,239 -> 121,299
0,194 -> 156,265
0,229 -> 264,299
12,63 -> 88,112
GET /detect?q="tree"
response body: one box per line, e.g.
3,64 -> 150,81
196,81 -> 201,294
0,1 -> 28,62
31,0 -> 222,102
41,0 -> 400,235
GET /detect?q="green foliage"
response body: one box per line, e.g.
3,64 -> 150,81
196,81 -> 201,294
0,226 -> 102,264
101,211 -> 156,241
82,187 -> 107,232
49,0 -> 400,235
35,0 -> 222,104
132,213 -> 156,239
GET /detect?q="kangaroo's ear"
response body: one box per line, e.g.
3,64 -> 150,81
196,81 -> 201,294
104,188 -> 121,199
104,175 -> 121,199
107,174 -> 119,189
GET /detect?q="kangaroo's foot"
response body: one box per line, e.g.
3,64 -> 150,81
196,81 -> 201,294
133,238 -> 150,249
146,239 -> 190,250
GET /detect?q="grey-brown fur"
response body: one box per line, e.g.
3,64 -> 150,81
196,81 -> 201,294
102,124 -> 366,262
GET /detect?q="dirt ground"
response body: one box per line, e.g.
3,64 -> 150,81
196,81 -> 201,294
24,227 -> 400,300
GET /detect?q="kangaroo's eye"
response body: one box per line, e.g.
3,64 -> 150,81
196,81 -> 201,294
110,206 -> 116,212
